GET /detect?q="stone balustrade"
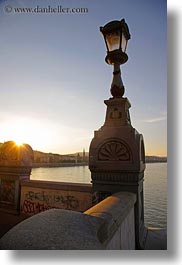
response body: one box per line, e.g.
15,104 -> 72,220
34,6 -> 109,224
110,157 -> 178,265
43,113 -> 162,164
0,192 -> 136,250
0,141 -> 34,214
20,180 -> 92,214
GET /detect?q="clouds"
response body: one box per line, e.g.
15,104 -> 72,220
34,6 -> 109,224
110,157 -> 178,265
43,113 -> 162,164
0,0 -> 167,155
143,116 -> 167,123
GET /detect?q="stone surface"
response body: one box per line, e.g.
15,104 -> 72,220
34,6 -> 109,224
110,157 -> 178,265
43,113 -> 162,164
0,141 -> 34,214
0,209 -> 104,250
85,192 -> 136,225
85,192 -> 136,246
0,211 -> 28,238
0,210 -> 166,250
89,98 -> 145,173
106,208 -> 135,250
20,180 -> 92,215
0,192 -> 136,250
0,141 -> 34,168
89,97 -> 146,249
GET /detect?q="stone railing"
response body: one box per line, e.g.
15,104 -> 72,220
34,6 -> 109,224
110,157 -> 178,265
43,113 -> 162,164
0,141 -> 34,214
0,192 -> 136,250
20,180 -> 92,215
85,192 -> 136,249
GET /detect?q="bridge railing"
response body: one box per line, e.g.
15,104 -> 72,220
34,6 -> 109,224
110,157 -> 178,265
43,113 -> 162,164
0,191 -> 136,250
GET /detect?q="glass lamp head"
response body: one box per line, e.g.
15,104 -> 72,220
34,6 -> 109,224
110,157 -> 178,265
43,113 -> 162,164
100,19 -> 131,65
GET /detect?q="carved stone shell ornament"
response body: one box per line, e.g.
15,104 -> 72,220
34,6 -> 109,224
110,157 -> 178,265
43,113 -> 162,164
98,140 -> 130,161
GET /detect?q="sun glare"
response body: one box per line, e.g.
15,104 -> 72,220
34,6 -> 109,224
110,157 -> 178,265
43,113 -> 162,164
15,140 -> 23,146
0,117 -> 53,151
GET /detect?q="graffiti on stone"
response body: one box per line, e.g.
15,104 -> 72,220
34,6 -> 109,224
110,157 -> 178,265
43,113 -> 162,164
21,190 -> 79,215
0,180 -> 15,204
21,200 -> 59,215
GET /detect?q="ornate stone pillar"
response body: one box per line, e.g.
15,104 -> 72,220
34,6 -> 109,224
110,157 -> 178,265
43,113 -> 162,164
89,97 -> 146,249
0,141 -> 34,214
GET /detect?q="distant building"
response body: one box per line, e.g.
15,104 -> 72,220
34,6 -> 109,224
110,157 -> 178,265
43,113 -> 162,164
83,148 -> 86,162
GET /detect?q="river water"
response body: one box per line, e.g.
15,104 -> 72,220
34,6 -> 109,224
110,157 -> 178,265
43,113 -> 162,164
31,163 -> 167,228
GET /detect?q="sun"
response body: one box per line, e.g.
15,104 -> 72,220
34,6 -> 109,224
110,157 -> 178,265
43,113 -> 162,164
0,116 -> 52,151
14,140 -> 24,146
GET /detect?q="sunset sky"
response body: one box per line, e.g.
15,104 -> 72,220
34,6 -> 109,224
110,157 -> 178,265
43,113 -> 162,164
0,0 -> 167,156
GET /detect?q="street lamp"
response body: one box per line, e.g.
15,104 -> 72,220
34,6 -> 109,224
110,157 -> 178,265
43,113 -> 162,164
89,19 -> 146,249
100,19 -> 131,98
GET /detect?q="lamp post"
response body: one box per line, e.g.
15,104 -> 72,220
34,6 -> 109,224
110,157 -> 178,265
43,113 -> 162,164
100,19 -> 130,98
89,18 -> 146,249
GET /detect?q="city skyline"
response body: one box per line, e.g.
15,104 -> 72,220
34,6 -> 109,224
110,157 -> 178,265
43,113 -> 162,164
0,0 -> 167,156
